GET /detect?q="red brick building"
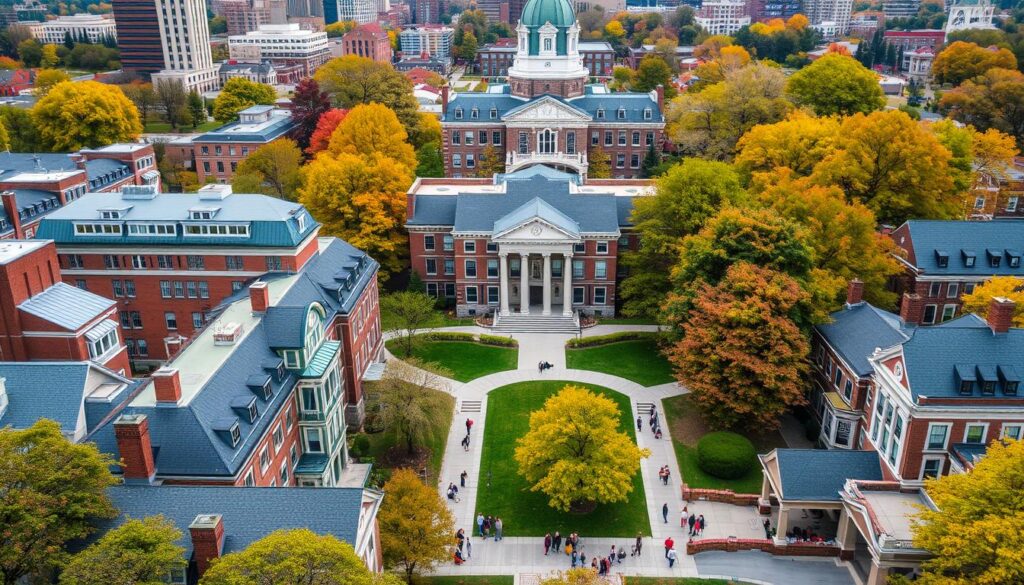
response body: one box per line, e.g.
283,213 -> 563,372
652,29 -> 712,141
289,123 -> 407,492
35,183 -> 321,369
186,106 -> 299,184
341,22 -> 393,63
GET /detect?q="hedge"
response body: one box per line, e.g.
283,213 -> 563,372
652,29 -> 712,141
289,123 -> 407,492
696,431 -> 757,480
566,331 -> 660,348
479,334 -> 518,347
414,332 -> 518,347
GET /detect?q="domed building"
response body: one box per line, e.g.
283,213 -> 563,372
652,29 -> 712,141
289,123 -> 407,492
440,0 -> 665,179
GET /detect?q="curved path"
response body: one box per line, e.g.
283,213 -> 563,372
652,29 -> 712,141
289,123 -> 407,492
382,326 -> 854,584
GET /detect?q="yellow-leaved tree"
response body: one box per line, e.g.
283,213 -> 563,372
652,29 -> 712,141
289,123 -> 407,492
32,81 -> 142,151
907,439 -> 1024,585
735,111 -> 840,179
327,102 -> 415,163
379,468 -> 455,583
514,385 -> 650,513
961,276 -> 1024,327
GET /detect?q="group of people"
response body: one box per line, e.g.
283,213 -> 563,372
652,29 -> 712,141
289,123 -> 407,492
461,418 -> 474,451
663,537 -> 678,568
453,528 -> 472,564
537,361 -> 553,373
447,471 -> 469,503
682,507 -> 707,537
657,465 -> 672,485
476,514 -> 504,540
638,409 -> 663,440
786,526 -> 828,544
542,531 -> 579,556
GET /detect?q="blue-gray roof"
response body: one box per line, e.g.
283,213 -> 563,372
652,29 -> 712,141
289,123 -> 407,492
36,192 -> 318,248
0,152 -> 80,179
278,238 -> 380,316
951,443 -> 987,468
493,197 -> 580,236
900,220 -> 1024,276
194,113 -> 297,143
18,282 -> 115,330
84,158 -> 132,191
0,189 -> 65,234
263,306 -> 310,349
773,449 -> 883,501
0,361 -> 136,435
443,85 -> 664,123
87,485 -> 369,557
816,303 -> 909,377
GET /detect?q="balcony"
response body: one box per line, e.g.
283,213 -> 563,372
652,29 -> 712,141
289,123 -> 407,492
505,151 -> 588,174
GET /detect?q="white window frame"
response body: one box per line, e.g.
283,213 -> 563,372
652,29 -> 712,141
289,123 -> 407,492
572,286 -> 585,304
243,468 -> 255,486
920,456 -> 943,480
593,287 -> 606,304
596,241 -> 608,254
922,304 -> 937,324
272,424 -> 284,451
465,286 -> 478,304
259,446 -> 270,473
946,283 -> 959,298
464,240 -> 476,253
1001,423 -> 1023,440
924,422 -> 950,451
963,423 -> 989,444
941,304 -> 957,322
465,259 -> 477,278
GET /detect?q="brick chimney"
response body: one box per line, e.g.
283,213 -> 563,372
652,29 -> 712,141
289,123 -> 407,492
189,514 -> 225,577
988,296 -> 1015,334
655,84 -> 665,111
441,85 -> 449,112
152,367 -> 181,404
900,293 -> 923,325
846,279 -> 864,306
1,191 -> 22,238
249,281 -> 270,313
69,153 -> 87,170
114,414 -> 156,483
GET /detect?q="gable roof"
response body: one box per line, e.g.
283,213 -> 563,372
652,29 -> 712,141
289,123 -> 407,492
816,303 -> 909,377
493,196 -> 581,237
772,449 -> 883,501
18,282 -> 115,330
899,220 -> 1024,276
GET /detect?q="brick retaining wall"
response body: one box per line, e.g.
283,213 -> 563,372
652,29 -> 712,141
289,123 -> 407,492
685,538 -> 840,558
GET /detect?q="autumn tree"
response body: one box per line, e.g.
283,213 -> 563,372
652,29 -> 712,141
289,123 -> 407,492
786,53 -> 885,116
941,68 -> 1024,149
409,111 -> 442,149
931,41 -> 1018,86
734,111 -> 840,178
381,291 -> 438,357
930,120 -> 1018,202
33,68 -> 69,96
0,420 -> 118,585
212,77 -> 276,123
540,569 -> 605,585
514,385 -> 650,512
587,146 -> 611,178
960,277 -> 1024,327
155,78 -> 190,130
415,141 -> 444,177
121,82 -> 157,124
290,77 -> 331,150
307,108 -> 348,155
909,439 -> 1024,585
327,102 -> 415,164
372,358 -> 451,455
298,153 -> 412,279
200,529 -> 396,585
231,138 -> 303,200
314,56 -> 420,139
475,144 -> 506,177
620,159 -> 747,318
690,44 -> 751,87
810,110 -> 957,224
0,106 -> 40,151
633,54 -> 676,98
667,262 -> 809,430
379,469 -> 455,583
32,81 -> 142,151
59,516 -> 186,585
0,118 -> 9,151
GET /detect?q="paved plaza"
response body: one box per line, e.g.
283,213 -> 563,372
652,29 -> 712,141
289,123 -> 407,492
383,325 -> 858,584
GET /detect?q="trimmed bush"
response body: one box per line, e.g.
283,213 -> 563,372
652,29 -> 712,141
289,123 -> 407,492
696,431 -> 757,480
566,331 -> 660,348
479,334 -> 518,347
423,331 -> 475,342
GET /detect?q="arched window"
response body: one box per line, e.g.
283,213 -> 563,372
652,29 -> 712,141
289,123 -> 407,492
538,129 -> 556,154
543,38 -> 552,51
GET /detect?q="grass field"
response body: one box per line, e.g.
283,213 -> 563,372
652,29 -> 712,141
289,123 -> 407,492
381,309 -> 476,332
364,386 -> 454,481
476,380 -> 651,537
143,120 -> 221,133
386,339 -> 518,382
565,338 -> 675,387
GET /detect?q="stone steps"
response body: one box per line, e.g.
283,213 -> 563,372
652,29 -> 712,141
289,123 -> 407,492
493,314 -> 577,334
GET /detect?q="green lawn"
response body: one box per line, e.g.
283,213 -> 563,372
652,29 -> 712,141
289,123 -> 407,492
417,577 -> 513,585
662,395 -> 786,494
386,339 -> 517,382
381,309 -> 476,332
143,120 -> 221,133
565,338 -> 675,386
363,386 -> 454,481
476,381 -> 651,537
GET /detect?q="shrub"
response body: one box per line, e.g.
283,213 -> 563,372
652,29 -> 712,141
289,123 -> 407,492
696,431 -> 757,480
566,331 -> 660,348
479,334 -> 517,347
350,434 -> 371,459
423,331 -> 475,342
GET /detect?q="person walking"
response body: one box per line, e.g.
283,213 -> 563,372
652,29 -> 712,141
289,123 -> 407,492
538,361 -> 544,374
664,536 -> 674,558
466,537 -> 472,559
462,435 -> 470,452
460,470 -> 467,488
697,515 -> 706,536
495,517 -> 503,541
636,415 -> 642,432
662,502 -> 669,523
544,533 -> 552,556
687,512 -> 696,537
477,514 -> 485,537
634,533 -> 643,557
680,506 -> 689,528
667,547 -> 677,568
609,545 -> 616,563
552,531 -> 562,554
466,418 -> 474,434
571,549 -> 578,568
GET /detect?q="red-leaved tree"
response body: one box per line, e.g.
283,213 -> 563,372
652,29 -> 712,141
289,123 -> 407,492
306,108 -> 348,155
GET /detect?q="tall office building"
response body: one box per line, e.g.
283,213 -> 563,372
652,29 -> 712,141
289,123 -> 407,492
323,0 -> 376,24
478,0 -> 527,24
151,0 -> 219,92
413,0 -> 442,23
882,0 -> 919,18
111,0 -> 164,78
805,0 -> 853,37
288,0 -> 324,18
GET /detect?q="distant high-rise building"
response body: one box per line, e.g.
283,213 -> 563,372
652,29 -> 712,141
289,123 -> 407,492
413,0 -> 442,23
217,0 -> 287,36
111,0 -> 164,78
287,0 -> 324,17
151,0 -> 219,92
399,25 -> 454,58
882,0 -> 919,19
695,0 -> 750,35
805,0 -> 853,38
747,0 -> 801,21
323,0 -> 376,24
478,0 -> 527,24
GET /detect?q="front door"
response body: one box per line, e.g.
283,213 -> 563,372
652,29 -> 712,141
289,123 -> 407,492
529,285 -> 543,306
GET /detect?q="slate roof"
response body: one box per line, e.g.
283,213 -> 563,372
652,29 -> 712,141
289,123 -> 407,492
773,449 -> 883,501
899,220 -> 1024,276
18,282 -> 115,330
816,303 -> 909,377
443,84 -> 664,123
493,197 -> 581,236
278,238 -> 380,315
84,158 -> 132,190
0,152 -> 82,180
263,306 -> 309,349
0,189 -> 64,234
194,111 -> 297,144
86,485 -> 369,557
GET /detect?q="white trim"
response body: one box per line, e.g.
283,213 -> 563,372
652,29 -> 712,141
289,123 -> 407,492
920,455 -> 944,480
53,227 -> 321,255
924,422 -> 951,452
962,422 -> 989,443
61,269 -> 267,278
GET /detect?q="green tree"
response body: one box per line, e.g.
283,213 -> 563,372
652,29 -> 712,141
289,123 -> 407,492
208,15 -> 227,34
0,420 -> 118,585
587,146 -> 611,178
380,469 -> 455,583
1,106 -> 42,151
17,38 -> 42,67
666,262 -> 809,430
0,117 -> 9,151
121,82 -> 157,124
155,79 -> 190,130
786,53 -> 885,116
415,141 -> 444,177
620,159 -> 747,318
59,516 -> 185,585
314,55 -> 420,139
212,77 -> 276,123
187,90 -> 206,128
475,143 -> 506,177
231,138 -> 303,200
633,54 -> 676,98
200,529 -> 394,585
32,81 -> 142,151
459,30 -> 479,61
373,358 -> 451,455
380,291 -> 438,357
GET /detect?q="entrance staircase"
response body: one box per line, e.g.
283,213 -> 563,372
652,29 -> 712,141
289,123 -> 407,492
493,312 -> 579,334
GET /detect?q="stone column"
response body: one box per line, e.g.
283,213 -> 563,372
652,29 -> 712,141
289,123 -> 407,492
773,507 -> 790,546
562,252 -> 573,316
542,252 -> 552,316
520,252 -> 529,314
498,252 -> 510,316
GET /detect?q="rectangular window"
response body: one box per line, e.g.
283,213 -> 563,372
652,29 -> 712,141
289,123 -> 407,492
451,131 -> 460,145
64,254 -> 84,269
160,281 -> 171,298
510,258 -> 521,277
165,312 -> 177,330
157,255 -> 173,269
923,305 -> 937,324
112,280 -> 124,297
173,281 -> 184,298
444,258 -> 455,275
464,240 -> 476,253
1007,196 -> 1019,212
616,154 -> 625,168
137,339 -> 148,356
424,235 -> 435,251
596,241 -> 608,254
947,283 -> 959,298
566,132 -> 576,154
1003,424 -> 1022,440
226,256 -> 245,271
465,286 -> 478,303
573,287 -> 584,304
186,255 -> 205,270
551,258 -> 562,278
573,260 -> 584,278
465,260 -> 477,277
466,154 -> 475,168
618,131 -> 626,146
630,154 -> 640,168
103,255 -> 120,269
632,131 -> 640,146
199,281 -> 209,299
453,154 -> 462,167
594,260 -> 607,279
130,255 -> 146,269
493,131 -> 502,145
964,424 -> 986,444
941,305 -> 956,322
304,428 -> 323,453
272,424 -> 284,450
518,132 -> 528,154
927,424 -> 949,450
487,259 -> 499,278
843,379 -> 853,401
591,132 -> 599,146
425,258 -> 437,275
187,281 -> 197,298
921,457 -> 942,479
646,132 -> 654,146
192,312 -> 203,328
487,286 -> 499,304
833,368 -> 842,388
443,235 -> 454,251
480,129 -> 489,143
486,242 -> 498,253
594,287 -> 606,304
929,282 -> 941,297
265,256 -> 282,271
465,131 -> 474,146
604,131 -> 612,146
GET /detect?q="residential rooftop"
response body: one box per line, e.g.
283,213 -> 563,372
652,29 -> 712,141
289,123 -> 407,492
896,219 -> 1024,276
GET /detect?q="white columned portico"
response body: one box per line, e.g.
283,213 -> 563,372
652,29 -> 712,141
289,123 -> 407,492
519,253 -> 529,314
498,252 -> 510,316
562,252 -> 573,316
542,252 -> 552,315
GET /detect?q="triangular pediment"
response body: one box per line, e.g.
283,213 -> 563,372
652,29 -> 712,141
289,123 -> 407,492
493,197 -> 581,241
494,218 -> 578,242
503,95 -> 592,122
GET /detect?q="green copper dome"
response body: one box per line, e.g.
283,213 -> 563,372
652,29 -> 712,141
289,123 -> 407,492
519,0 -> 576,55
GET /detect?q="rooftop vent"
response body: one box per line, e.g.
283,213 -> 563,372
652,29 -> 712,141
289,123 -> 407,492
198,184 -> 233,201
120,184 -> 159,200
213,322 -> 244,345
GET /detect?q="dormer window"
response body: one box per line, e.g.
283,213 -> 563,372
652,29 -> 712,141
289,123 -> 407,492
998,365 -> 1020,395
987,249 -> 1001,267
99,207 -> 130,219
470,108 -> 479,119
596,108 -> 604,119
617,107 -> 625,120
962,250 -> 976,267
643,108 -> 652,120
454,107 -> 463,120
935,250 -> 949,268
296,211 -> 308,232
248,401 -> 258,422
231,396 -> 259,423
1006,250 -> 1021,268
230,422 -> 241,446
490,107 -> 497,119
959,380 -> 973,395
189,207 -> 219,220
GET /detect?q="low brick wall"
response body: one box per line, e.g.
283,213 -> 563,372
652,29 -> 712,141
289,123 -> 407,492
681,485 -> 761,506
686,538 -> 840,558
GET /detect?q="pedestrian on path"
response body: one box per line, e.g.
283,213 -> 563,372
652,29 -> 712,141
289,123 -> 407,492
633,533 -> 642,557
495,518 -> 503,541
697,514 -> 706,536
687,512 -> 696,536
544,533 -> 552,556
662,502 -> 669,523
609,545 -> 616,563
553,531 -> 562,553
477,514 -> 484,537
466,538 -> 472,559
667,547 -> 677,568
636,415 -> 642,432
571,549 -> 578,568
681,506 -> 689,528
462,434 -> 470,451
538,361 -> 544,374
466,418 -> 474,433
663,536 -> 674,558
461,470 -> 467,487
579,547 -> 586,567
616,546 -> 626,564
